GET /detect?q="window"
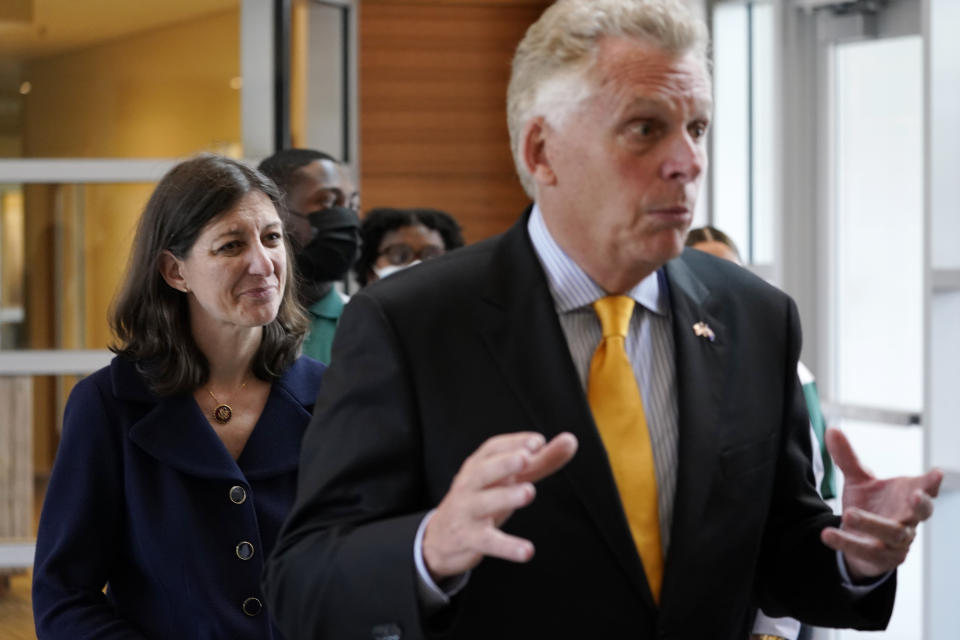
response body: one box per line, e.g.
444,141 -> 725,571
711,1 -> 775,266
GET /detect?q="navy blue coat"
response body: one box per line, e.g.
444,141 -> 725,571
33,355 -> 324,640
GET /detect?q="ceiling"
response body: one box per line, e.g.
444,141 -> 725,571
0,0 -> 237,62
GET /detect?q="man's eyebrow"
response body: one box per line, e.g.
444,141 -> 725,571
692,96 -> 713,114
622,96 -> 666,112
620,94 -> 713,115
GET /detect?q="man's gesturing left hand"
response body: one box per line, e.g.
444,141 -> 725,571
821,427 -> 943,581
422,432 -> 579,581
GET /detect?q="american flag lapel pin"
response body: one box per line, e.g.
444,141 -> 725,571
692,321 -> 715,342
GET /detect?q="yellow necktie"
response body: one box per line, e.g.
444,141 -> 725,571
587,295 -> 663,602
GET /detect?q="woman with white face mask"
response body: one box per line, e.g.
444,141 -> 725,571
353,207 -> 465,287
32,155 -> 324,640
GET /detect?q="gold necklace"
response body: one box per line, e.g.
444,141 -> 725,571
207,381 -> 247,425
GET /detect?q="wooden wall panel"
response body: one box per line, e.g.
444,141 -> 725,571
362,175 -> 531,239
359,1 -> 552,243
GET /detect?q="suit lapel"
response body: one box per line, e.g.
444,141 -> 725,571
475,215 -> 654,606
126,388 -> 243,481
239,369 -> 313,479
659,255 -> 727,602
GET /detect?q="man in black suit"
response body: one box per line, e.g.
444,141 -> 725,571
263,1 -> 942,638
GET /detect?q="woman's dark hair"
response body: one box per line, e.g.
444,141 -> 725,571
110,154 -> 309,396
354,207 -> 465,286
685,225 -> 742,262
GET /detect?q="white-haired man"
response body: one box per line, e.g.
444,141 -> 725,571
264,2 -> 941,638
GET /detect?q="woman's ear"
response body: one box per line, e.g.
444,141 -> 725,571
522,116 -> 557,187
158,250 -> 189,293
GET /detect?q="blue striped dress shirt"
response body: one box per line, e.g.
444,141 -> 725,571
527,205 -> 680,553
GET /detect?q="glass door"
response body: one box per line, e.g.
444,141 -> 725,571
807,0 -> 956,637
768,0 -> 959,635
830,32 -> 925,640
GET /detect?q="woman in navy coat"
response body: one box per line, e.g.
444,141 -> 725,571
32,155 -> 324,639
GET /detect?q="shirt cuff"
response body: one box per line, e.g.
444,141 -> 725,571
836,551 -> 894,594
414,509 -> 470,612
751,610 -> 801,638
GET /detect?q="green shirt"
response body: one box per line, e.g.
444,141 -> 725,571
802,378 -> 836,499
798,362 -> 836,500
301,288 -> 345,365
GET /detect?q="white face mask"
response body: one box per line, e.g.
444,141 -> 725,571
373,260 -> 421,281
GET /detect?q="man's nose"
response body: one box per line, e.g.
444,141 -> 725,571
659,131 -> 704,182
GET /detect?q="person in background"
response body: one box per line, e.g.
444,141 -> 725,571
354,207 -> 465,287
264,1 -> 941,638
32,154 -> 324,639
259,149 -> 360,364
684,225 -> 739,264
686,225 -> 835,640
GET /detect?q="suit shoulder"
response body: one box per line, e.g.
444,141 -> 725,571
59,360 -> 131,446
67,359 -> 119,408
278,355 -> 326,405
677,247 -> 792,306
360,232 -> 503,310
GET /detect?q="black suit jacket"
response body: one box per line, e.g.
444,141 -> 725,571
264,213 -> 895,639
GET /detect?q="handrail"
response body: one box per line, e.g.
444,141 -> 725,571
0,539 -> 35,569
0,350 -> 113,376
819,401 -> 922,427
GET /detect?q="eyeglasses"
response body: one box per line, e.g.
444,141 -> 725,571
378,243 -> 445,266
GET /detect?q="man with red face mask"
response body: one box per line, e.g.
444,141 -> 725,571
259,149 -> 360,364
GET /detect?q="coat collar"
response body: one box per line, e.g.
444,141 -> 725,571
309,287 -> 346,321
113,356 -> 319,481
526,204 -> 667,316
659,253 -> 727,602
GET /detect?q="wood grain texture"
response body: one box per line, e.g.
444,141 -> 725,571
0,570 -> 37,640
361,174 -> 527,239
0,376 -> 33,540
359,1 -> 551,243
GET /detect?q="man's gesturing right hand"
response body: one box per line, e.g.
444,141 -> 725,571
422,431 -> 579,581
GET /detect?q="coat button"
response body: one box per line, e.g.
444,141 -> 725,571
236,541 -> 255,560
371,623 -> 403,640
229,485 -> 247,504
242,597 -> 262,616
